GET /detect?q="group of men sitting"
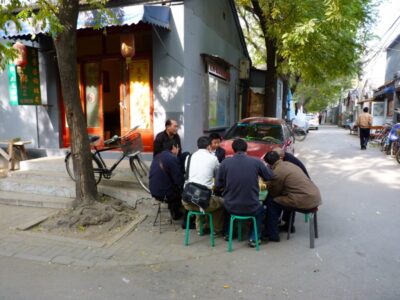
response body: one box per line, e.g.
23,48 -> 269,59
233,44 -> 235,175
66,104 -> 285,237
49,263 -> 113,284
149,119 -> 321,247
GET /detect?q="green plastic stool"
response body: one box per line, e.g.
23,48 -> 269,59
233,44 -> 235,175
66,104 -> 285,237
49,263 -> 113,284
304,213 -> 310,223
228,215 -> 259,252
184,211 -> 214,247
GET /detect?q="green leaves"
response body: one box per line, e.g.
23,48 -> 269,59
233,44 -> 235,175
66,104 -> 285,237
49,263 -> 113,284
236,0 -> 374,85
0,0 -> 115,70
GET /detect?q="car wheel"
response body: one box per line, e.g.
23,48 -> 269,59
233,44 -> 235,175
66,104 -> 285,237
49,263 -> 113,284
316,127 -> 319,130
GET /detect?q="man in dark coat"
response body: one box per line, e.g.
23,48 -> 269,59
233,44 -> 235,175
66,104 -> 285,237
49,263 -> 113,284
209,132 -> 226,163
149,139 -> 184,220
216,139 -> 273,247
153,119 -> 182,157
153,119 -> 189,174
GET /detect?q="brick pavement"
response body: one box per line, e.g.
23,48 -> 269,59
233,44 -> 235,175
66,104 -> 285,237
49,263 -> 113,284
0,198 -> 233,268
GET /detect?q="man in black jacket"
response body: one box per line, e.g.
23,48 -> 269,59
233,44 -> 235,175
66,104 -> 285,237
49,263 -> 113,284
149,140 -> 184,220
216,139 -> 273,247
209,132 -> 226,163
153,119 -> 182,157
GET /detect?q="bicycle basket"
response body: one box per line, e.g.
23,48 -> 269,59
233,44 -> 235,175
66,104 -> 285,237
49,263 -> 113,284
120,131 -> 143,155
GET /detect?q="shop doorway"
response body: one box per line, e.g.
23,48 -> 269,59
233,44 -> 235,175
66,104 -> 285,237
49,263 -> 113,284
101,59 -> 121,140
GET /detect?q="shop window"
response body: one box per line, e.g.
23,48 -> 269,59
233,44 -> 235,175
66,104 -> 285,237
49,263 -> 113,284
208,74 -> 229,129
84,63 -> 100,127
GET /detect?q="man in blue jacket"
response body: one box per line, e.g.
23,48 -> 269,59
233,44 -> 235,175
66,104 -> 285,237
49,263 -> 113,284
149,139 -> 184,220
215,139 -> 273,247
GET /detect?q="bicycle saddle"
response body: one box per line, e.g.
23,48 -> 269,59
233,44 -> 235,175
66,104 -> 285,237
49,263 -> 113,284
88,135 -> 100,144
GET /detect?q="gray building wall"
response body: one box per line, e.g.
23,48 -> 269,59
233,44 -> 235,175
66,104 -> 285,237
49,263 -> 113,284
182,0 -> 245,152
0,38 -> 60,149
152,5 -> 185,142
386,37 -> 400,82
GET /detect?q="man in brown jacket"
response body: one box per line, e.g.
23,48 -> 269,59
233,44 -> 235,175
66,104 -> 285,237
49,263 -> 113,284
356,107 -> 373,150
263,151 -> 321,241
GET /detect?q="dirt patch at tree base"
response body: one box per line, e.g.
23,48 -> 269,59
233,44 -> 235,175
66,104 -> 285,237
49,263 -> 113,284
30,196 -> 142,243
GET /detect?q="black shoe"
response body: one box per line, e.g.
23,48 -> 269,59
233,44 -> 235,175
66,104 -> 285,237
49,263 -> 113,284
248,239 -> 261,248
170,210 -> 183,220
197,228 -> 210,235
223,234 -> 237,241
181,221 -> 196,229
279,224 -> 296,233
266,236 -> 280,243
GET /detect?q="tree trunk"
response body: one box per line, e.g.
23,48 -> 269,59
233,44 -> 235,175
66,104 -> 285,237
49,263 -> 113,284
264,37 -> 277,117
54,0 -> 98,206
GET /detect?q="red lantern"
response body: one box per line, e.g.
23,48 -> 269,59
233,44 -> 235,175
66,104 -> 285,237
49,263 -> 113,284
13,41 -> 28,68
120,34 -> 135,65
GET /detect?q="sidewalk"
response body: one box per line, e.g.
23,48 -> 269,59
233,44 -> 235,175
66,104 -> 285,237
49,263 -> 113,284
0,192 -> 232,268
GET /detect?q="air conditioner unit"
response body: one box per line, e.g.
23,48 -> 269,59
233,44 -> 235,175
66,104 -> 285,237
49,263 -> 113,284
239,58 -> 250,80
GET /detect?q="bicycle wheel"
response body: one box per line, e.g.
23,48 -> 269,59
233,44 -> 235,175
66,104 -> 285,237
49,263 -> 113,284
294,129 -> 307,142
396,149 -> 400,164
130,154 -> 150,193
65,152 -> 103,185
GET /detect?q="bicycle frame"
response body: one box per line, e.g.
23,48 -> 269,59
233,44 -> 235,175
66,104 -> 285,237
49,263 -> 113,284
92,145 -> 128,176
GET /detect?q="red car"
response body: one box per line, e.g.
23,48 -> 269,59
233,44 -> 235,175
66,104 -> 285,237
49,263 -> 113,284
220,117 -> 295,159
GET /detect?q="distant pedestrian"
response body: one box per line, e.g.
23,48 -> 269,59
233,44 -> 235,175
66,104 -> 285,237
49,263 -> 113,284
356,107 -> 373,150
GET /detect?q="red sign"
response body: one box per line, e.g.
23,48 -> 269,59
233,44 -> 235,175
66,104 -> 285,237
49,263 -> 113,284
208,62 -> 230,81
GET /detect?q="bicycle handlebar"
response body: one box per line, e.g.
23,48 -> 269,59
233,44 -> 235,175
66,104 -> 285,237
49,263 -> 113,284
103,127 -> 140,145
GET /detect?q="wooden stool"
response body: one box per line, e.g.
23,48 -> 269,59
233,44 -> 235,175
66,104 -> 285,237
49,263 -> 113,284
0,139 -> 31,170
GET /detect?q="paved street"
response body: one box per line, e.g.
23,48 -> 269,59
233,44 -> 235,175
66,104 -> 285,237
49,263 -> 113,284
0,125 -> 400,299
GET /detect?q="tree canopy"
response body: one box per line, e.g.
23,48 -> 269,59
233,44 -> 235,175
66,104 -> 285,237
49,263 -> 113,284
236,0 -> 376,115
0,0 -> 111,206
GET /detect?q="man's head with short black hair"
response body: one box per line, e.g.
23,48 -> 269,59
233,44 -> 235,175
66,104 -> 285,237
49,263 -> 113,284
363,107 -> 368,113
209,133 -> 222,151
209,132 -> 221,141
232,138 -> 247,153
264,151 -> 280,166
163,139 -> 179,154
197,136 -> 211,149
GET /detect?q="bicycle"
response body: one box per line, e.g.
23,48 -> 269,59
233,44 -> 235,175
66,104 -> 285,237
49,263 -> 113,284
65,127 -> 150,193
287,120 -> 307,142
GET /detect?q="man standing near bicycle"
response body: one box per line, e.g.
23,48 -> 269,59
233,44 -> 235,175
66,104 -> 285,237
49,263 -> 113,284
357,107 -> 373,150
153,119 -> 182,157
153,119 -> 189,173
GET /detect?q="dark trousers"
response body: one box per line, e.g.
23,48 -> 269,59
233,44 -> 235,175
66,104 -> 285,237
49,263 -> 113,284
223,205 -> 266,241
155,190 -> 183,220
265,196 -> 287,238
359,128 -> 370,148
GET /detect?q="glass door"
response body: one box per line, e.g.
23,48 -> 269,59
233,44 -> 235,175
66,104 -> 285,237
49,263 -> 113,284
84,62 -> 104,142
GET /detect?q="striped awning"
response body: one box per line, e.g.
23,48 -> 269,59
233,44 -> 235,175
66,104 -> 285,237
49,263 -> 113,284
0,5 -> 170,38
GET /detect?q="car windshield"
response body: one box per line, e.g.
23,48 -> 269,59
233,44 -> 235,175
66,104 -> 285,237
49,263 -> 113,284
224,123 -> 283,143
306,114 -> 317,120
